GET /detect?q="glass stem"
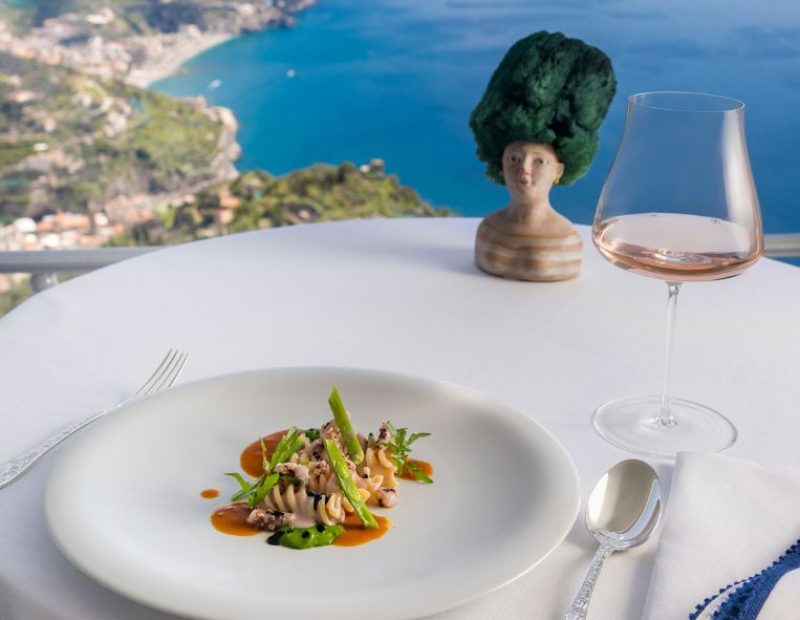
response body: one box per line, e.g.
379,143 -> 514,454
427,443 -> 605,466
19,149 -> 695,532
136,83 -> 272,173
659,281 -> 682,427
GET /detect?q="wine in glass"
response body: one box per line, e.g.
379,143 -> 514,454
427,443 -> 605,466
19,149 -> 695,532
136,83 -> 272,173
592,91 -> 763,458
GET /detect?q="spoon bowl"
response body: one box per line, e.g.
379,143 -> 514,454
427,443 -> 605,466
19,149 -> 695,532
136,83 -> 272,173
586,459 -> 662,548
563,459 -> 662,620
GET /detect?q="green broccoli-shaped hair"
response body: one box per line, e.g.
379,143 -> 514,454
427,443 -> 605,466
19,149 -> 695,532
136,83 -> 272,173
470,31 -> 616,186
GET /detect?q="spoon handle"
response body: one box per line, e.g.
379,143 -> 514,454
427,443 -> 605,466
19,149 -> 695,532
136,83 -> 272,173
562,542 -> 616,620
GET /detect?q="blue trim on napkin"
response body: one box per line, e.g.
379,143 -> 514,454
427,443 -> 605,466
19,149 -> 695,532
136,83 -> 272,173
690,539 -> 800,619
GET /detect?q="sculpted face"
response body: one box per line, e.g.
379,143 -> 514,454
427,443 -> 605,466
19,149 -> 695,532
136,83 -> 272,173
502,142 -> 564,202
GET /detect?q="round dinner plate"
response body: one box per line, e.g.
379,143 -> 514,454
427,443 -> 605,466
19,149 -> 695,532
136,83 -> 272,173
45,367 -> 580,620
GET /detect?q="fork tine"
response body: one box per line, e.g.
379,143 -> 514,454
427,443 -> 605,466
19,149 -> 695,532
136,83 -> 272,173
148,350 -> 187,395
129,349 -> 181,400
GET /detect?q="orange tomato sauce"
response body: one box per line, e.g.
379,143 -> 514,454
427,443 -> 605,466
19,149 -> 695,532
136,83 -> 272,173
210,503 -> 259,536
400,458 -> 434,480
335,513 -> 392,547
240,429 -> 289,477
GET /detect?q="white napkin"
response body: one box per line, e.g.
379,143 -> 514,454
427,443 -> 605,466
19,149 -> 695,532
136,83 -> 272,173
643,451 -> 800,620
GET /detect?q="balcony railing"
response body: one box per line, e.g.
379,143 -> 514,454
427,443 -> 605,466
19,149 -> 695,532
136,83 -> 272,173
0,233 -> 798,293
759,234 -> 800,258
0,247 -> 157,291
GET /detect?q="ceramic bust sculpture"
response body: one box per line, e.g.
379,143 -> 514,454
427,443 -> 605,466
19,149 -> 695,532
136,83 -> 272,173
469,31 -> 616,281
475,141 -> 581,281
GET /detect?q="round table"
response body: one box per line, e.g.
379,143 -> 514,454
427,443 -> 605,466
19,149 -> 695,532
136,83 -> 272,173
2,218 -> 799,619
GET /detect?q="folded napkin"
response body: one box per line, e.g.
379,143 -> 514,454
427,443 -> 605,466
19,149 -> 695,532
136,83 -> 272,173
642,452 -> 800,620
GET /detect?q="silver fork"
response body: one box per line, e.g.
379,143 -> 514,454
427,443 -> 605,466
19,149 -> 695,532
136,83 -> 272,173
0,348 -> 188,489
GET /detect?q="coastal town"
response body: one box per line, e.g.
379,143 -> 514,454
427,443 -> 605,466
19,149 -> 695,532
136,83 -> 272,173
0,0 -> 315,88
0,46 -> 242,293
0,0 -> 321,304
0,154 -> 444,301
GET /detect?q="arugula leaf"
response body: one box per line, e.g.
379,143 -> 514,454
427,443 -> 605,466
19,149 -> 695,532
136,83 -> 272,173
404,460 -> 433,484
225,471 -> 279,508
225,472 -> 254,503
268,427 -> 305,471
382,422 -> 432,483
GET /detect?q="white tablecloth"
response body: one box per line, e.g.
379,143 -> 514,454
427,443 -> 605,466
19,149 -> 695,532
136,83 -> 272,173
2,218 -> 799,620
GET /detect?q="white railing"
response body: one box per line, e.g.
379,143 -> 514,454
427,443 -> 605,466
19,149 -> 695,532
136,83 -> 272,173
0,233 -> 798,293
0,247 -> 158,291
761,234 -> 800,258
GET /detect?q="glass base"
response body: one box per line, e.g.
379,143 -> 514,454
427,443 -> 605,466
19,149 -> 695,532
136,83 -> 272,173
593,396 -> 737,459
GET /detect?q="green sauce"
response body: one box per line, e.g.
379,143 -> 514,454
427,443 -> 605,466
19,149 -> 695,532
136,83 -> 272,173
267,524 -> 344,549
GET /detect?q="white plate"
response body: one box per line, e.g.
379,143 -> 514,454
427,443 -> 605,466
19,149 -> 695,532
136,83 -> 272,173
45,367 -> 579,620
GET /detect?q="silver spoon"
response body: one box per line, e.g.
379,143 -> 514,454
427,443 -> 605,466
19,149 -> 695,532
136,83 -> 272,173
562,459 -> 662,620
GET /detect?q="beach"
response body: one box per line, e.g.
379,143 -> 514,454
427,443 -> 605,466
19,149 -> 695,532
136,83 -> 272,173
132,0 -> 318,88
128,31 -> 235,89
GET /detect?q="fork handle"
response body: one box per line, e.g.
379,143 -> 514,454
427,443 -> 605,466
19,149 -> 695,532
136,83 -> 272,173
0,408 -> 109,489
562,542 -> 616,620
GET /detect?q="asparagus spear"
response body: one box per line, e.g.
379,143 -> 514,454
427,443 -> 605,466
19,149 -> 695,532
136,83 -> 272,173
328,387 -> 364,465
323,438 -> 377,529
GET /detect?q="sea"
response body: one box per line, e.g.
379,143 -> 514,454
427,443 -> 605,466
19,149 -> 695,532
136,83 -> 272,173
154,0 -> 800,233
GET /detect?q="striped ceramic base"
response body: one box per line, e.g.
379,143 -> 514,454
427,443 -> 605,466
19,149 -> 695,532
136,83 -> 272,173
475,217 -> 582,282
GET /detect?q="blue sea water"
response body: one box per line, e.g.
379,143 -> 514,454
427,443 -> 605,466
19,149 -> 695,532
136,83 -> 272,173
154,0 -> 800,232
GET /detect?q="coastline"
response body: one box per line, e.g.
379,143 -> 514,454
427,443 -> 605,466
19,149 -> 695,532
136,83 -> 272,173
135,0 -> 318,89
0,0 -> 317,91
128,32 -> 235,89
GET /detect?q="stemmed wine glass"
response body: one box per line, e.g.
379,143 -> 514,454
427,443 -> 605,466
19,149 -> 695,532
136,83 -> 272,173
592,91 -> 763,458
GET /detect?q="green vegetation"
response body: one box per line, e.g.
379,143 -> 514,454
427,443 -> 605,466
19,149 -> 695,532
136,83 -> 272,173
123,95 -> 221,187
0,5 -> 34,35
0,276 -> 32,315
0,140 -> 34,168
0,270 -> 83,315
228,165 -> 445,230
109,163 -> 448,246
0,52 -> 228,220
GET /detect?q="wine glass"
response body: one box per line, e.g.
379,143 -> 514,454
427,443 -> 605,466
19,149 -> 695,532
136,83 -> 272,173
592,91 -> 763,458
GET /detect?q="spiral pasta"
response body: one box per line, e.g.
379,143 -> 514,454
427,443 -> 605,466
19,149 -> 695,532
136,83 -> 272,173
262,483 -> 345,527
307,468 -> 373,510
364,446 -> 398,489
